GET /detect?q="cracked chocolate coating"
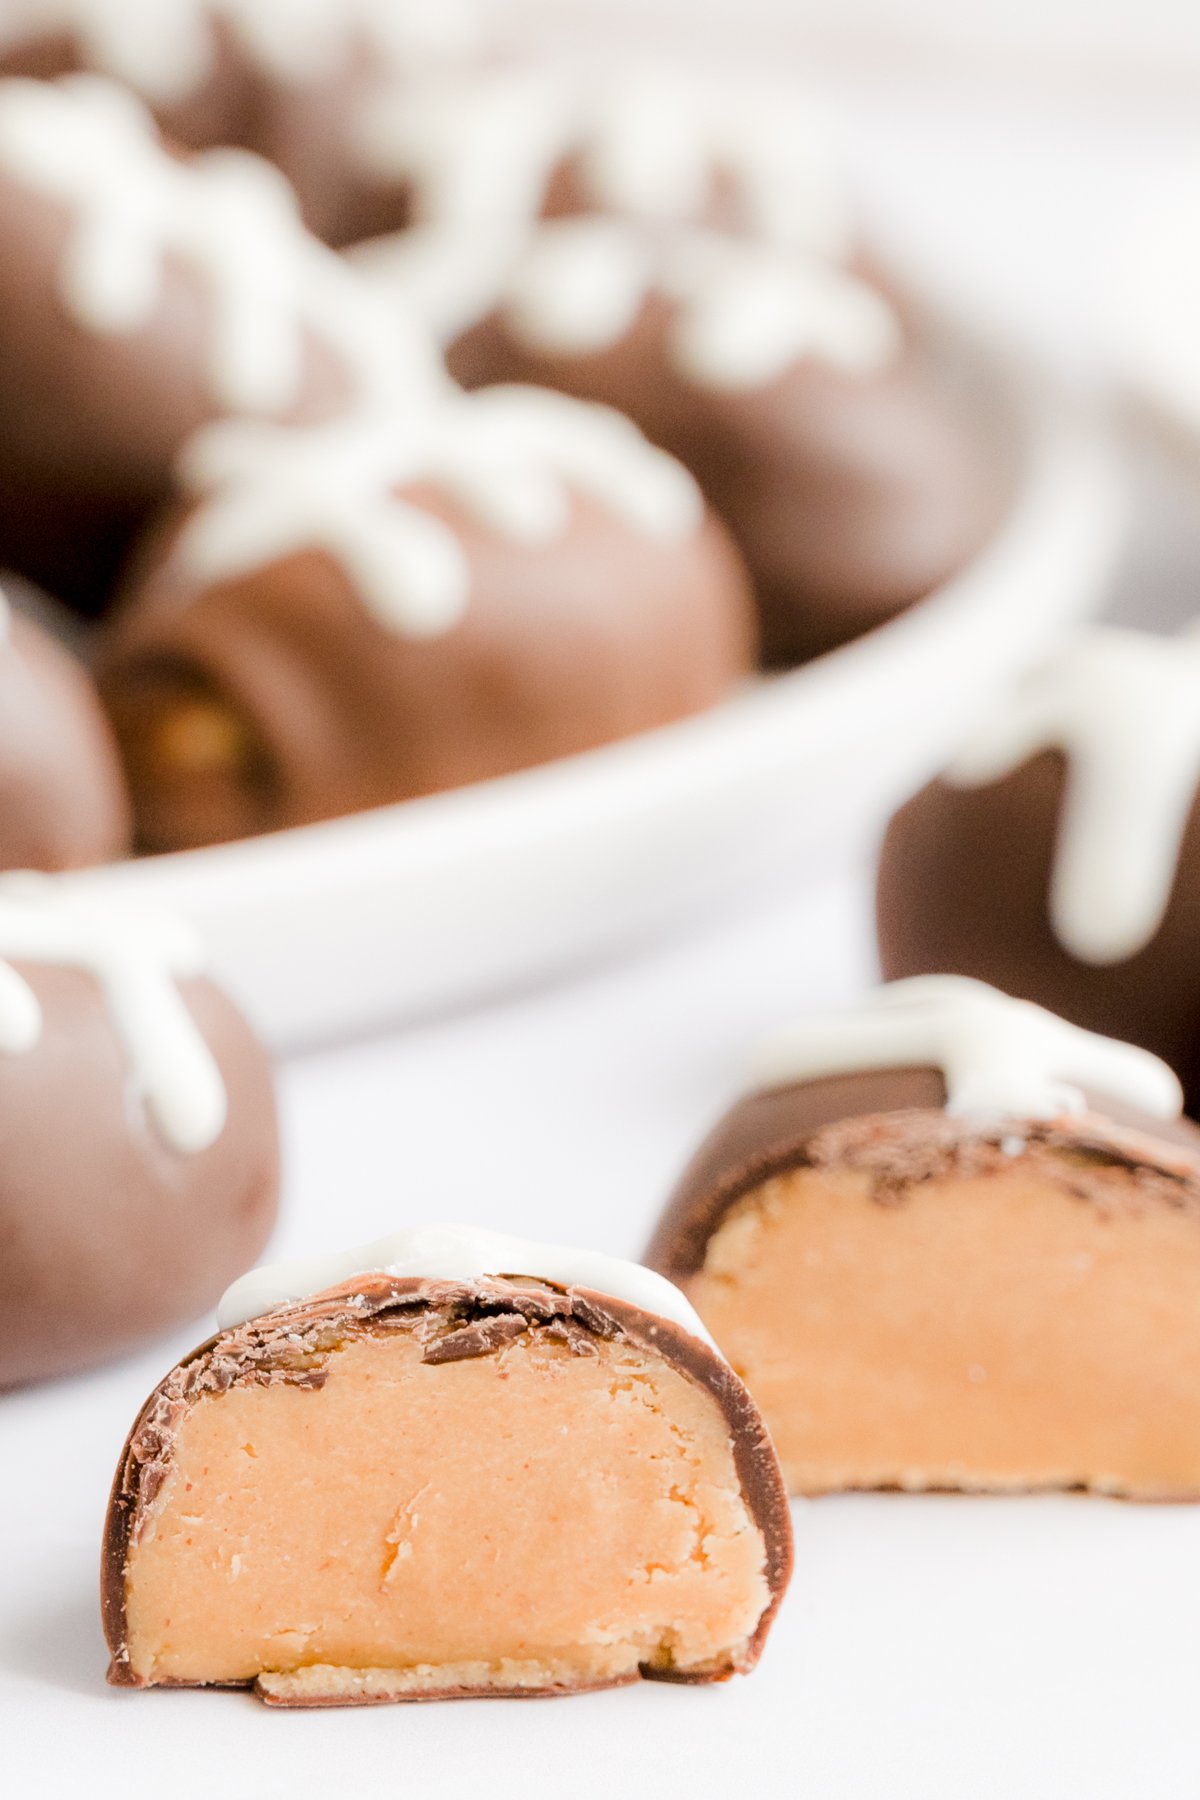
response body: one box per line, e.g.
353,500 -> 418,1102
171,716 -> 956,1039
646,1066 -> 1200,1284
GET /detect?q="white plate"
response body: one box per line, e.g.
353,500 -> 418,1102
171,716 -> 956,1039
59,350 -> 1124,1050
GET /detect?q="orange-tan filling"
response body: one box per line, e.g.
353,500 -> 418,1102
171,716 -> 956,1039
687,1162 -> 1200,1498
103,663 -> 274,852
123,1329 -> 770,1693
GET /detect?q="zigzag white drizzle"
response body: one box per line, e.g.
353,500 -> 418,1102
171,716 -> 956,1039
749,977 -> 1182,1123
353,62 -> 853,255
0,873 -> 227,1152
0,75 -> 442,413
947,626 -> 1200,965
357,217 -> 900,391
172,386 -> 704,637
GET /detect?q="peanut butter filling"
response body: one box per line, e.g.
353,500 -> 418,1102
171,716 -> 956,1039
121,1327 -> 771,1695
688,1160 -> 1200,1497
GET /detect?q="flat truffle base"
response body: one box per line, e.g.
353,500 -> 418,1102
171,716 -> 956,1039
686,1158 -> 1200,1498
117,1319 -> 772,1701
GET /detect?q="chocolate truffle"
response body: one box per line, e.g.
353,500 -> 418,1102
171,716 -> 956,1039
877,625 -> 1200,1110
0,589 -> 130,868
647,977 -> 1200,1498
0,876 -> 279,1387
102,1224 -> 791,1703
97,387 -> 756,851
0,73 -> 441,612
393,218 -> 1002,664
352,66 -> 1000,664
0,0 -> 489,243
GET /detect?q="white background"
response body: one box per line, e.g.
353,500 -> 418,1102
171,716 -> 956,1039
8,20 -> 1200,1799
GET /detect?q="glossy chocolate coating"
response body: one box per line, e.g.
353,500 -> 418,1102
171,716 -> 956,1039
97,490 -> 757,851
449,295 -> 1004,666
0,963 -> 279,1387
0,612 -> 130,868
876,757 -> 1200,1115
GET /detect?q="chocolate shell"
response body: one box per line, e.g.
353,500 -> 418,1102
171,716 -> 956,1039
649,1065 -> 1200,1283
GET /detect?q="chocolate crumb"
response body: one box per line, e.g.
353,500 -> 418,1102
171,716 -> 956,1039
422,1315 -> 529,1364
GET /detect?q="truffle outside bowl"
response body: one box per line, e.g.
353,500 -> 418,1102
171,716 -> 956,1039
59,345 -> 1124,1051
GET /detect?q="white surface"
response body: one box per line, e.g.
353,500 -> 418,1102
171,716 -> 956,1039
6,871 -> 1200,1797
60,359 -> 1123,1050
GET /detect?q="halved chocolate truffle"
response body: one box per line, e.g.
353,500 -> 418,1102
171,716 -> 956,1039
97,387 -> 756,851
877,625 -> 1200,1109
0,73 -> 440,611
647,977 -> 1200,1498
0,592 -> 130,868
102,1225 -> 791,1703
0,876 -> 279,1387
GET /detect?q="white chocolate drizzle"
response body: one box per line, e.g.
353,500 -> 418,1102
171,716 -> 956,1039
172,386 -> 704,637
0,76 -> 443,413
0,0 -> 484,105
749,977 -> 1182,1124
353,63 -> 853,256
0,874 -> 227,1152
217,1221 -> 716,1344
946,625 -> 1200,966
360,217 -> 900,391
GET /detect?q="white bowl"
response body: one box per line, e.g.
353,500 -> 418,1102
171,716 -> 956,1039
58,349 -> 1124,1050
1116,167 -> 1200,480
